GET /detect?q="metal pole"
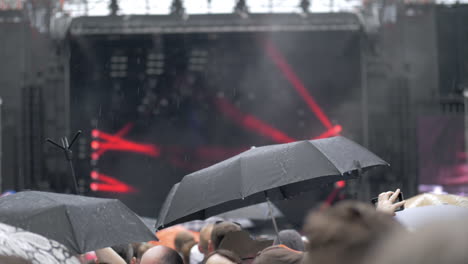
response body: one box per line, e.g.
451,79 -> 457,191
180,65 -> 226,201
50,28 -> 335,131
0,97 -> 3,193
265,196 -> 280,242
361,38 -> 369,148
463,89 -> 468,164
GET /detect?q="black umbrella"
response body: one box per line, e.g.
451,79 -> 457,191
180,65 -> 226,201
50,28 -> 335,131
0,191 -> 157,254
156,136 -> 388,229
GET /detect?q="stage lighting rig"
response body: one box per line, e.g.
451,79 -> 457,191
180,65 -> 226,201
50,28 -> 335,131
109,0 -> 119,15
300,0 -> 311,13
234,0 -> 249,17
171,0 -> 186,17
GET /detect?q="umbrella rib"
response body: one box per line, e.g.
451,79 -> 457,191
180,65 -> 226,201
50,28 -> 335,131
278,186 -> 287,199
63,205 -> 83,254
308,141 -> 344,175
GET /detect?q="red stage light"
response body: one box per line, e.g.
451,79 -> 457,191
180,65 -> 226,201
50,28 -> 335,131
90,171 -> 98,179
91,141 -> 100,150
91,129 -> 100,138
335,180 -> 346,188
91,153 -> 99,160
90,183 -> 98,191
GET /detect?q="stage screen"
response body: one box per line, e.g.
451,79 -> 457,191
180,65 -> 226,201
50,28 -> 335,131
69,29 -> 363,216
418,115 -> 468,195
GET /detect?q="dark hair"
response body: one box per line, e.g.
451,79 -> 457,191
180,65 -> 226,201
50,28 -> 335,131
112,244 -> 134,263
211,222 -> 242,250
131,243 -> 141,259
160,247 -> 184,264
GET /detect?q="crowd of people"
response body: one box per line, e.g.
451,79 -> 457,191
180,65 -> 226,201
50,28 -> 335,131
36,188 -> 456,264
3,188 -> 468,264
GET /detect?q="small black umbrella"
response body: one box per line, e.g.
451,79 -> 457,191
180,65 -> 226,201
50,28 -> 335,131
156,136 -> 388,229
0,191 -> 157,254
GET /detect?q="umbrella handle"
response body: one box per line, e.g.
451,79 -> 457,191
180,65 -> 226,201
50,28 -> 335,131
265,194 -> 281,243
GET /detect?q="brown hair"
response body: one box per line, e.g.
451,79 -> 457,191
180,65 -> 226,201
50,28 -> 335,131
199,224 -> 214,253
302,200 -> 402,264
137,243 -> 155,260
181,240 -> 198,264
174,231 -> 196,253
211,222 -> 242,250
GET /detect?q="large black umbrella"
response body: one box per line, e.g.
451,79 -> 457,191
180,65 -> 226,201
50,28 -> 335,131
0,191 -> 157,254
156,136 -> 388,229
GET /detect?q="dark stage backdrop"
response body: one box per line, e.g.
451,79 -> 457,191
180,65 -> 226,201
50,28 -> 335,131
69,30 -> 363,216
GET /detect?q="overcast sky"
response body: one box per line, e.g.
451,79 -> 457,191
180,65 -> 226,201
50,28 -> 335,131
63,0 -> 362,16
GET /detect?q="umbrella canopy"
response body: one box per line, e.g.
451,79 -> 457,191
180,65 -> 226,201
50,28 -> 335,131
395,204 -> 468,229
0,222 -> 79,264
0,191 -> 157,254
156,136 -> 388,229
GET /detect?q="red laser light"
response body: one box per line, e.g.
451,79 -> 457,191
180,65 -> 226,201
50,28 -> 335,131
264,40 -> 334,130
90,183 -> 134,193
91,123 -> 160,160
90,171 -> 136,193
215,97 -> 296,144
314,125 -> 343,139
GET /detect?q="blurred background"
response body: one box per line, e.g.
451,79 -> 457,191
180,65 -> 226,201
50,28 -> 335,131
0,0 -> 467,226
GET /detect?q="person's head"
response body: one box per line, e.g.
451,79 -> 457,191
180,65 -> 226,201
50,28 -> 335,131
253,245 -> 303,264
131,243 -> 142,260
181,238 -> 197,264
273,230 -> 305,252
138,243 -> 155,261
209,222 -> 242,252
140,245 -> 183,264
205,250 -> 241,264
364,220 -> 468,264
198,223 -> 214,255
302,200 -> 402,264
174,231 -> 196,253
112,244 -> 135,263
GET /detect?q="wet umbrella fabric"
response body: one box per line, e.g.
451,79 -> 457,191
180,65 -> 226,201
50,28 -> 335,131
0,222 -> 80,264
156,136 -> 388,229
0,191 -> 157,254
